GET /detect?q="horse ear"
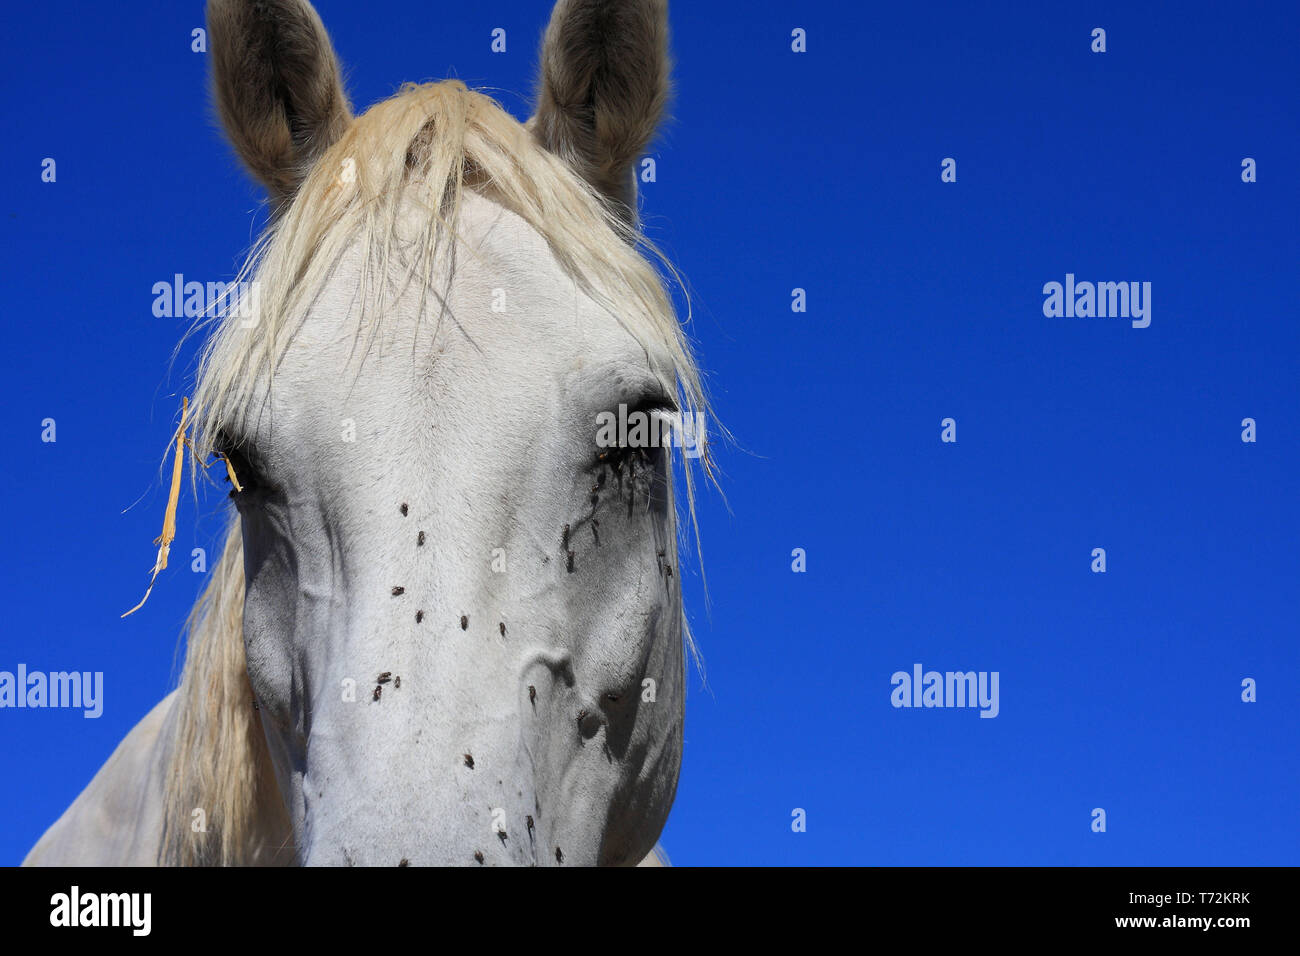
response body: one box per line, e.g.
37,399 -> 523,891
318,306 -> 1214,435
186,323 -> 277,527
529,0 -> 670,227
206,0 -> 352,208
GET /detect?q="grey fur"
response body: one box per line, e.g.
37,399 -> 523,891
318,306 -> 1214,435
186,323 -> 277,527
207,0 -> 353,208
529,0 -> 671,227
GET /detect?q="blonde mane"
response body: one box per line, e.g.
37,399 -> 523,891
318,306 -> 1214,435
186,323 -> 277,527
162,80 -> 712,865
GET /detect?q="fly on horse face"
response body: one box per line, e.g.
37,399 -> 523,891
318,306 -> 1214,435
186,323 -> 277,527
25,0 -> 709,867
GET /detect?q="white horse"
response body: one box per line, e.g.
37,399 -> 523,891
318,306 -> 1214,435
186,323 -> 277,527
25,0 -> 707,866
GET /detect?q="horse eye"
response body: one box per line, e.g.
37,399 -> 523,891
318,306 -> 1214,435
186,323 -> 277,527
212,434 -> 264,498
594,397 -> 678,468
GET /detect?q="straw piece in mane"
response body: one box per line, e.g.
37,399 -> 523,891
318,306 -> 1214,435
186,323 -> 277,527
122,398 -> 190,619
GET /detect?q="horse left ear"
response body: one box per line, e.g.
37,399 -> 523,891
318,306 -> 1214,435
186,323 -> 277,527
528,0 -> 671,228
207,0 -> 353,210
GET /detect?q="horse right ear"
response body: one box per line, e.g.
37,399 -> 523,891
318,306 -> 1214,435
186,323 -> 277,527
207,0 -> 353,209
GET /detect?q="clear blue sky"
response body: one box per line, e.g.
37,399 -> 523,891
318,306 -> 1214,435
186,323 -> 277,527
2,0 -> 1296,865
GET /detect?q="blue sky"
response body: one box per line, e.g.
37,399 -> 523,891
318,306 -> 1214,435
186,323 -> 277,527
2,0 -> 1296,865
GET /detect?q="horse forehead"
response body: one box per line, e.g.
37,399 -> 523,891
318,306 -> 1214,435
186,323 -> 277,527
280,189 -> 658,404
451,188 -> 554,273
449,190 -> 647,353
